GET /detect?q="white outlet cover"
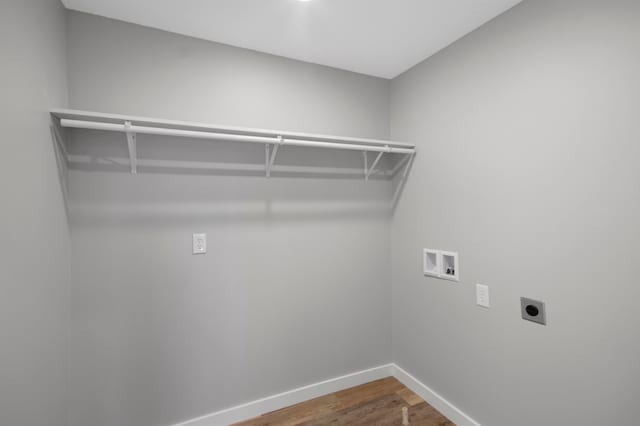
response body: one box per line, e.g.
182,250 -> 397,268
193,233 -> 207,254
476,284 -> 490,308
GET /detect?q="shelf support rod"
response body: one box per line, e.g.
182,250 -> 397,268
267,136 -> 282,178
124,121 -> 137,174
363,151 -> 368,180
60,119 -> 416,155
366,149 -> 385,180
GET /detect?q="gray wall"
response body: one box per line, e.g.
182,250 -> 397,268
66,11 -> 389,137
0,1 -> 70,426
65,12 -> 392,426
390,0 -> 640,425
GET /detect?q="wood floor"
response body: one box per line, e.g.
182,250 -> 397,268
231,377 -> 454,426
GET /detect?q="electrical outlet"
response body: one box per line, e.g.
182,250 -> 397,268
193,233 -> 207,254
476,284 -> 490,308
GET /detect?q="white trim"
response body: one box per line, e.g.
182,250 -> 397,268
172,363 -> 481,426
173,364 -> 394,426
392,364 -> 481,426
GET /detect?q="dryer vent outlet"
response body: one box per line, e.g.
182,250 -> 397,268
521,297 -> 546,325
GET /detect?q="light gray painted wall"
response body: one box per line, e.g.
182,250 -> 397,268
65,12 -> 392,426
390,1 -> 640,425
0,1 -> 70,426
66,11 -> 389,138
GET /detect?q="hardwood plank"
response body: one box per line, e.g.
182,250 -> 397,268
232,394 -> 339,426
331,377 -> 405,411
231,377 -> 454,426
396,387 -> 423,407
300,394 -> 453,426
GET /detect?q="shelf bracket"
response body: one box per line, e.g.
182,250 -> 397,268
365,149 -> 385,180
390,152 -> 413,177
401,153 -> 415,179
266,135 -> 283,178
124,121 -> 137,174
392,153 -> 416,208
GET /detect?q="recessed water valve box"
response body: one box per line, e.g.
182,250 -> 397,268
521,297 -> 546,325
440,251 -> 459,282
422,249 -> 459,281
423,249 -> 440,277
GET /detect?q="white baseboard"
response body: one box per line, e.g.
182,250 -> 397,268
392,364 -> 480,426
173,364 -> 394,426
173,363 -> 480,426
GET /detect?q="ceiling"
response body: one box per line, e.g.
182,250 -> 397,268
61,0 -> 522,79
